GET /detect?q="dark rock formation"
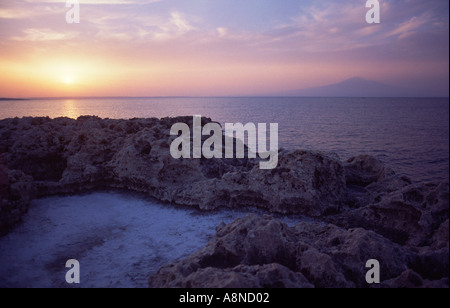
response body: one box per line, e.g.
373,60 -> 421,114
328,176 -> 449,247
0,116 -> 448,288
150,263 -> 314,288
0,169 -> 34,234
148,214 -> 413,288
0,116 -> 347,234
344,155 -> 396,186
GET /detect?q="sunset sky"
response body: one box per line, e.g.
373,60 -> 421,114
0,0 -> 448,97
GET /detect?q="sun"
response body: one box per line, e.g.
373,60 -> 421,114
62,75 -> 75,85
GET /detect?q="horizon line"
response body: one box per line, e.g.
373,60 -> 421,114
1,95 -> 449,100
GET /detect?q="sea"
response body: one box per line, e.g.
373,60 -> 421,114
0,96 -> 448,182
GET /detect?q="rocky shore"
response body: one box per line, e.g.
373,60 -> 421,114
0,116 -> 448,288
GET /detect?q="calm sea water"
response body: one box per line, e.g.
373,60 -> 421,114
0,97 -> 448,183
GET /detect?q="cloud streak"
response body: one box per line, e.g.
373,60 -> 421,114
12,28 -> 79,41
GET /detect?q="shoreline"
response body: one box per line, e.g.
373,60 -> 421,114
0,116 -> 448,288
1,97 -> 448,184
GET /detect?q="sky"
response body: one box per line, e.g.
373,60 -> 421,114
0,0 -> 448,97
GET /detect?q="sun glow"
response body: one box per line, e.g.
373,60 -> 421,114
1,55 -> 126,96
62,75 -> 75,85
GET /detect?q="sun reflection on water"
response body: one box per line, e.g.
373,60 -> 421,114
63,99 -> 80,119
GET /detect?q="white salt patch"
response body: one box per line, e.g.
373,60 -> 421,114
0,191 -> 306,288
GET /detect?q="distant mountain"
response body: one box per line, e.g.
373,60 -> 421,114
277,77 -> 425,97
